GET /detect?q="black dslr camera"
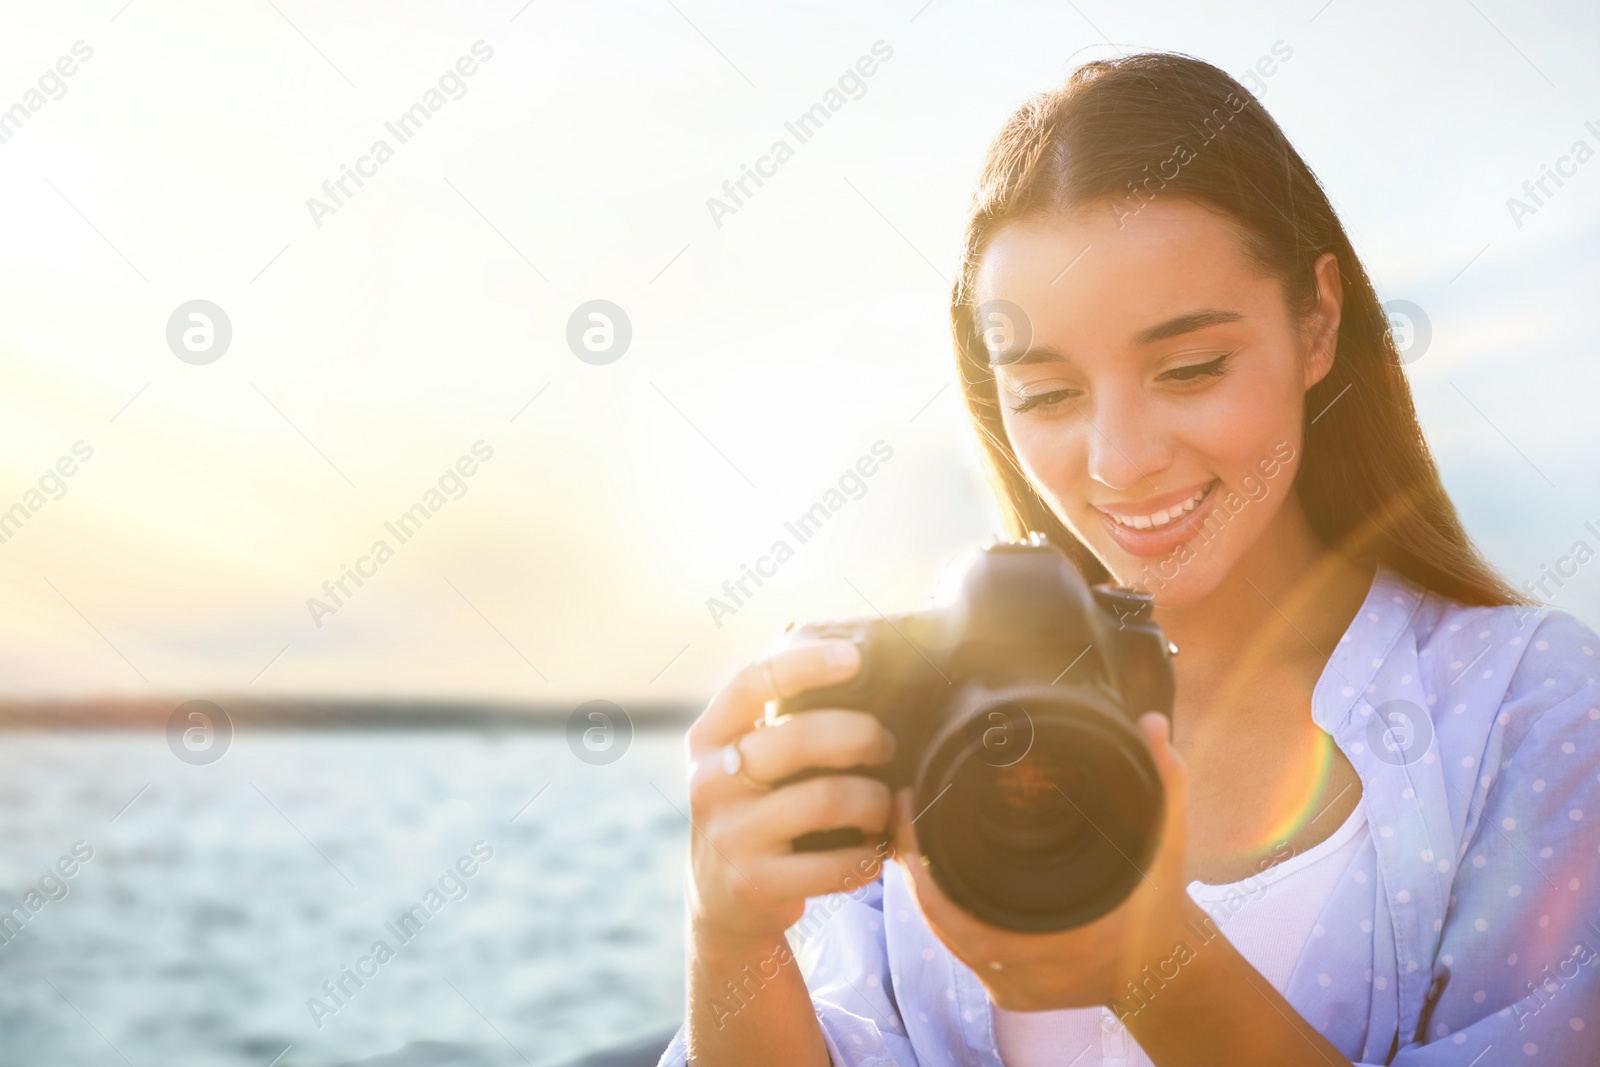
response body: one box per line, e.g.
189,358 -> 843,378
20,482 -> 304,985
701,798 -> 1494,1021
774,532 -> 1175,932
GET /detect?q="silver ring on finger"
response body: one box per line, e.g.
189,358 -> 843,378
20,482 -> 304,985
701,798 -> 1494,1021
720,733 -> 770,792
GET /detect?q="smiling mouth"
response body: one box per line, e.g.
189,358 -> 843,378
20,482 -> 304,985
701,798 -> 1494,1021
1095,480 -> 1218,530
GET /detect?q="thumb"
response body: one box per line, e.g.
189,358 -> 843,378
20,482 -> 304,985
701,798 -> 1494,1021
1138,711 -> 1189,887
890,786 -> 918,863
1138,711 -> 1186,803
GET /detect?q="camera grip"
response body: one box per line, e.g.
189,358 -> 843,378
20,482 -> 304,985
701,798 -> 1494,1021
792,826 -> 873,852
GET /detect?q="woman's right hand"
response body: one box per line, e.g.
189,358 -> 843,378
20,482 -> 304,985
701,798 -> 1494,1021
684,638 -> 898,946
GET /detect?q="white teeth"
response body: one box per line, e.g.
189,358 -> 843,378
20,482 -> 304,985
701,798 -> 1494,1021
1107,483 -> 1211,530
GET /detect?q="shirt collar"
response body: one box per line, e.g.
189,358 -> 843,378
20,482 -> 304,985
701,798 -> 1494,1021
1311,561 -> 1426,736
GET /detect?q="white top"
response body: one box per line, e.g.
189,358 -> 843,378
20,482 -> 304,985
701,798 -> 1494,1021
993,795 -> 1369,1066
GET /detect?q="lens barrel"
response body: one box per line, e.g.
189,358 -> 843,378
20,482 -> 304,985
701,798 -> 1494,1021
912,684 -> 1165,931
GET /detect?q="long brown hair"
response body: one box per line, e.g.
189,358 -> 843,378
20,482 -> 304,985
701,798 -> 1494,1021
951,51 -> 1527,609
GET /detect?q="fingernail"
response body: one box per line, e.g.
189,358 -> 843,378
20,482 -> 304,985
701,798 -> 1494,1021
825,641 -> 860,671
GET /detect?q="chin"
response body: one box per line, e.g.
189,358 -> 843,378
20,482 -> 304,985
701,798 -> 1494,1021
1056,478 -> 1279,606
1074,526 -> 1237,607
1133,563 -> 1227,608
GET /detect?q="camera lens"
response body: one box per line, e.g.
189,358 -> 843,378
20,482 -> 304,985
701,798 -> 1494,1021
978,750 -> 1090,858
914,687 -> 1164,931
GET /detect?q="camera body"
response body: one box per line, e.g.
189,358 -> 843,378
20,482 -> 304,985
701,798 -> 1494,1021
774,532 -> 1175,931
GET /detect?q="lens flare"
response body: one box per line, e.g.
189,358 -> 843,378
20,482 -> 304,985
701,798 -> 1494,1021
995,753 -> 1066,811
1248,726 -> 1337,851
1236,726 -> 1338,859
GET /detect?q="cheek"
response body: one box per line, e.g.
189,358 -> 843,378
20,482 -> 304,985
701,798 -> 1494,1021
1003,416 -> 1085,497
1197,409 -> 1267,475
1181,364 -> 1302,476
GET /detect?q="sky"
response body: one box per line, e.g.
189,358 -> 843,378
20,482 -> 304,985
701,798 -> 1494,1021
1,0 -> 1597,710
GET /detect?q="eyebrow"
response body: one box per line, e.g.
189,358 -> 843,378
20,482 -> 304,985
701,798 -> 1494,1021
988,308 -> 1246,367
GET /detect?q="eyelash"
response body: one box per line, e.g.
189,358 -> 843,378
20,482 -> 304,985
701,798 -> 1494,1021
1006,352 -> 1234,415
1166,351 -> 1233,382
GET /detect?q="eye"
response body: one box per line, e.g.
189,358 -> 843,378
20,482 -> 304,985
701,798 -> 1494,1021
1161,352 -> 1233,383
1005,385 -> 1081,416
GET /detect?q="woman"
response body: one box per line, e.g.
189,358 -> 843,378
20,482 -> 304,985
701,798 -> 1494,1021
659,52 -> 1600,1065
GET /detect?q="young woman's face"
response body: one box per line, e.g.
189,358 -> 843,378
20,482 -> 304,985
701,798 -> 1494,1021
974,198 -> 1336,604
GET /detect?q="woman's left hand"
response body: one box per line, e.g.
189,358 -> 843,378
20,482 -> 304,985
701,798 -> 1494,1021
891,711 -> 1194,1013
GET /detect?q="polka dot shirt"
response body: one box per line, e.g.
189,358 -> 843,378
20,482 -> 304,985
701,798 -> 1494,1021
659,564 -> 1600,1065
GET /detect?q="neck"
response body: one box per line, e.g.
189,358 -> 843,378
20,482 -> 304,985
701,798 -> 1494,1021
1151,499 -> 1375,729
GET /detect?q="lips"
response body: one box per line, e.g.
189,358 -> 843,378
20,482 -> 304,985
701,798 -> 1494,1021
1098,482 -> 1211,530
1094,479 -> 1220,559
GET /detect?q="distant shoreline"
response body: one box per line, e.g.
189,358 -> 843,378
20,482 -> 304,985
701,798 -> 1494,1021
0,698 -> 698,730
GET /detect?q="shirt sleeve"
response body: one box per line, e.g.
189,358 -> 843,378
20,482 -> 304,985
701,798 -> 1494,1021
657,875 -> 919,1067
791,874 -> 920,1066
1390,611 -> 1600,1064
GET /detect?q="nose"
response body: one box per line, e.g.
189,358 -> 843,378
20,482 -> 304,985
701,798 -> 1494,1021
1085,392 -> 1166,494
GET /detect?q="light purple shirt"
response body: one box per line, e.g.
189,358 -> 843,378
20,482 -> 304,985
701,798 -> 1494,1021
660,562 -> 1600,1065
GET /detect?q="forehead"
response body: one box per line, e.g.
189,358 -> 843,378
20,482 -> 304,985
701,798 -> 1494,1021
974,200 -> 1266,349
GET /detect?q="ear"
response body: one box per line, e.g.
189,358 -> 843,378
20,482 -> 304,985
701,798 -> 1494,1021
1303,251 -> 1343,392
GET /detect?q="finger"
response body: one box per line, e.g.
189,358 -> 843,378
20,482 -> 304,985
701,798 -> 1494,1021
688,709 -> 894,813
687,744 -> 765,822
1138,712 -> 1186,804
890,789 -> 999,955
725,773 -> 893,851
738,709 -> 895,784
891,786 -> 918,857
687,639 -> 861,752
751,844 -> 895,900
890,788 -> 963,933
1137,712 -> 1189,890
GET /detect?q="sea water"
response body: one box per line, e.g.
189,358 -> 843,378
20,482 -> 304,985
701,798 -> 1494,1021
0,729 -> 689,1066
